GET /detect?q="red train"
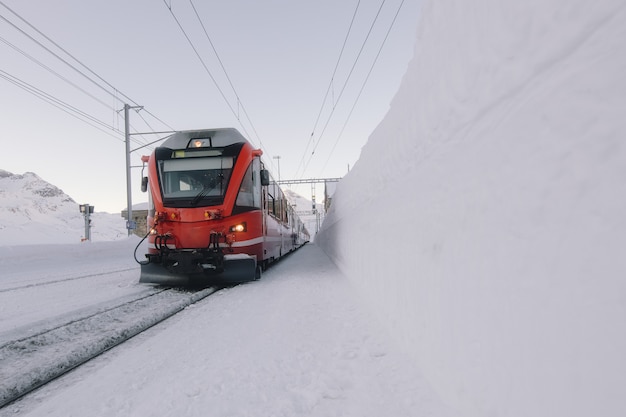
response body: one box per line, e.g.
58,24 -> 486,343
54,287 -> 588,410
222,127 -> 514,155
138,128 -> 309,285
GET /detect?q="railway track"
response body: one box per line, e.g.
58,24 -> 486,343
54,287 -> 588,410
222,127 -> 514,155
0,286 -> 220,408
0,267 -> 138,293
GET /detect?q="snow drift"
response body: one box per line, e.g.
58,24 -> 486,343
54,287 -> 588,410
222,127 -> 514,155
317,1 -> 626,416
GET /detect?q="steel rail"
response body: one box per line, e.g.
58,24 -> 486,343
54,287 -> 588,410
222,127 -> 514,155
0,286 -> 221,408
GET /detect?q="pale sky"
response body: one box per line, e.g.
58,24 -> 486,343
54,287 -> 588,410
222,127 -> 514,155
0,0 -> 419,213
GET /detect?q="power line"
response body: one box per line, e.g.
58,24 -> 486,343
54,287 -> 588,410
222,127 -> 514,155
319,0 -> 406,175
0,7 -> 123,106
0,67 -> 156,151
163,3 -> 251,140
296,0 -> 389,179
0,35 -> 115,111
163,0 -> 278,173
0,69 -> 124,141
0,1 -> 174,139
309,1 -> 362,142
295,0 -> 362,181
188,0 -> 264,148
0,32 -> 155,150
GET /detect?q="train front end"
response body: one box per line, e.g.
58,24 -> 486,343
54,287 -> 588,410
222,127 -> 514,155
139,129 -> 264,286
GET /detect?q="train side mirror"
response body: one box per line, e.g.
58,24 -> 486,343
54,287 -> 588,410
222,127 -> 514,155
141,177 -> 148,192
260,169 -> 270,186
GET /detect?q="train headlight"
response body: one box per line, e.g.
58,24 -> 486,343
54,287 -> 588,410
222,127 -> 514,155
189,138 -> 211,148
229,222 -> 247,233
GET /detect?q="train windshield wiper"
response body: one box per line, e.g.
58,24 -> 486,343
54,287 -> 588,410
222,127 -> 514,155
190,173 -> 224,206
191,182 -> 215,206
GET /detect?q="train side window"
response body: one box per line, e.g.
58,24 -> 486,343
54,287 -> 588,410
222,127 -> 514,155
267,182 -> 278,218
275,184 -> 282,219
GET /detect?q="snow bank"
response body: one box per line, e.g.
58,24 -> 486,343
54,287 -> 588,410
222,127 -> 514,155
317,1 -> 626,416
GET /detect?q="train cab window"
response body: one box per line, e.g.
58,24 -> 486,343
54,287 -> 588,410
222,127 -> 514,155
158,156 -> 234,207
234,160 -> 262,212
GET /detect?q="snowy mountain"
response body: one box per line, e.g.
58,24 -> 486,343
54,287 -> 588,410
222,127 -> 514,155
0,170 -> 127,246
284,188 -> 324,237
284,188 -> 316,212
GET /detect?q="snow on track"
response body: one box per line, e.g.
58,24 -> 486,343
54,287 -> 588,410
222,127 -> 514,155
0,267 -> 137,293
1,244 -> 453,417
0,240 -> 151,338
0,286 -> 219,408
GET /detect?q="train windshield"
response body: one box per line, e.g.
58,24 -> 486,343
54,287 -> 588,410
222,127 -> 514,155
158,156 -> 234,207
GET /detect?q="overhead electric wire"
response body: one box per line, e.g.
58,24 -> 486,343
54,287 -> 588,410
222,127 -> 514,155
0,1 -> 174,143
0,47 -> 152,150
0,69 -> 124,141
163,0 -> 281,173
295,0 -> 361,181
1,67 -> 155,151
296,0 -> 388,179
0,33 -> 156,151
130,133 -> 176,153
162,2 -> 238,120
163,4 -> 254,142
188,0 -> 265,151
0,35 -> 115,111
319,0 -> 406,175
0,9 -> 127,108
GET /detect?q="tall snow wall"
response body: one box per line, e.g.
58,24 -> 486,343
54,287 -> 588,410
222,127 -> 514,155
316,1 -> 626,416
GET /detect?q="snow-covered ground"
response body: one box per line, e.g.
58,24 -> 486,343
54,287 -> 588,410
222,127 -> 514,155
0,239 -> 147,340
0,243 -> 453,417
317,1 -> 626,416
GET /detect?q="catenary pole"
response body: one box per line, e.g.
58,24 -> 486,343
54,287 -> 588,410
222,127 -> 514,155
124,104 -> 133,236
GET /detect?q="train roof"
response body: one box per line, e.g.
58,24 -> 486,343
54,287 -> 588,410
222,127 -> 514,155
160,128 -> 248,150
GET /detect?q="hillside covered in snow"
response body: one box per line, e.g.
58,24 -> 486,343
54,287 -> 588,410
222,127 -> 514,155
284,188 -> 323,237
317,1 -> 626,416
0,170 -> 127,245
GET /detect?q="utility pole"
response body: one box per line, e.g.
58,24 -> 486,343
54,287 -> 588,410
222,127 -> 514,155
273,155 -> 281,182
124,103 -> 143,236
309,183 -> 322,234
